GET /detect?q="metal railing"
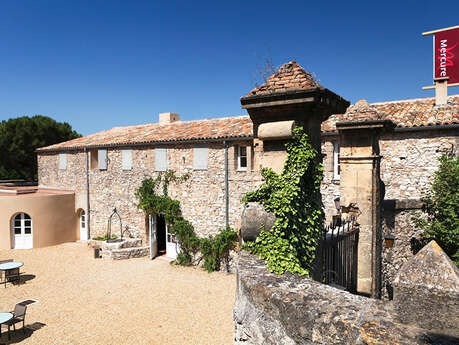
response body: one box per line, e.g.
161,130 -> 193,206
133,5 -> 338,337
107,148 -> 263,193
314,217 -> 359,293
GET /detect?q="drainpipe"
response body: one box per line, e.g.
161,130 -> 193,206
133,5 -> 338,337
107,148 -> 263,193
224,141 -> 229,228
84,147 -> 90,240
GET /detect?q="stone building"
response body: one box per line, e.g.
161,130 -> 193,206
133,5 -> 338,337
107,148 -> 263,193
33,61 -> 458,296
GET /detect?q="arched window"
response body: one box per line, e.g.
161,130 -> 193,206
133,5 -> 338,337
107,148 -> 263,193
12,213 -> 33,249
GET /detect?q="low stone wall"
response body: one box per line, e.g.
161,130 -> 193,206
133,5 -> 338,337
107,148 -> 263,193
234,249 -> 459,345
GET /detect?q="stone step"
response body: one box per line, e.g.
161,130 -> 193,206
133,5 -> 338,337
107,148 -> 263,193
103,246 -> 149,260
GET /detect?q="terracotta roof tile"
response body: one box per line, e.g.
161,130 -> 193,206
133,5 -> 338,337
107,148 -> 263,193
245,61 -> 321,97
38,95 -> 459,152
38,116 -> 253,151
321,95 -> 459,132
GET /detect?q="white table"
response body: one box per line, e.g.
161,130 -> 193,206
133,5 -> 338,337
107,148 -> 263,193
0,262 -> 23,287
0,312 -> 13,340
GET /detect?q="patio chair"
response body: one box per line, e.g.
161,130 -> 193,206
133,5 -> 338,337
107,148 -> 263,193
5,303 -> 27,335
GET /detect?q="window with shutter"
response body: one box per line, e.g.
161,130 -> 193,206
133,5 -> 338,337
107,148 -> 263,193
58,153 -> 67,170
193,147 -> 208,170
98,149 -> 107,170
155,148 -> 167,171
333,143 -> 340,180
122,149 -> 132,170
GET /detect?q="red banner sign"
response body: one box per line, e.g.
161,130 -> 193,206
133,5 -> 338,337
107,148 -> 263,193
434,27 -> 459,84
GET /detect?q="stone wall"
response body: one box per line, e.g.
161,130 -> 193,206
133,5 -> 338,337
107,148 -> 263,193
38,142 -> 263,244
320,128 -> 458,298
234,250 -> 459,345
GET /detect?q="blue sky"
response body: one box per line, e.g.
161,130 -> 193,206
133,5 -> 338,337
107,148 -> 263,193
0,0 -> 458,136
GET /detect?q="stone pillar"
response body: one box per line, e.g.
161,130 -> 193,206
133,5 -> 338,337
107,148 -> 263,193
336,117 -> 394,297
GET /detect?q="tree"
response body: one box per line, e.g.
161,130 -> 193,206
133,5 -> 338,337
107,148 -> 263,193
414,154 -> 459,266
0,115 -> 81,181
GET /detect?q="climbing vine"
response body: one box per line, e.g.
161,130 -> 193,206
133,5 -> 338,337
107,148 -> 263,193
242,126 -> 324,276
135,171 -> 237,272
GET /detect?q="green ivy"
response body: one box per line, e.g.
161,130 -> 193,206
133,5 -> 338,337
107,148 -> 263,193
135,171 -> 237,271
413,154 -> 459,266
242,126 -> 324,276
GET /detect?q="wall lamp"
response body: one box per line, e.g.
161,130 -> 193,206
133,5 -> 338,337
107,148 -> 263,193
384,234 -> 396,248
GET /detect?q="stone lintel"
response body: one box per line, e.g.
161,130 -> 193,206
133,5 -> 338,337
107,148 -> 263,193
383,199 -> 423,211
241,97 -> 314,109
340,155 -> 381,162
336,120 -> 395,132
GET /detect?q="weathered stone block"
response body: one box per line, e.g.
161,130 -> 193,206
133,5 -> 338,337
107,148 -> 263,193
240,202 -> 276,241
393,240 -> 459,336
234,251 -> 459,345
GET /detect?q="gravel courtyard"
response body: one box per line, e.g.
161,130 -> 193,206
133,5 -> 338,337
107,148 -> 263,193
0,242 -> 236,345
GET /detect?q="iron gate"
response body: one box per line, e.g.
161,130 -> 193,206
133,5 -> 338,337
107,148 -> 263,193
314,217 -> 359,293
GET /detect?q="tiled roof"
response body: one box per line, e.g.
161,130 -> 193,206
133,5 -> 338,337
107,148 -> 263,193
321,95 -> 459,132
245,61 -> 322,97
38,95 -> 459,152
38,116 -> 253,151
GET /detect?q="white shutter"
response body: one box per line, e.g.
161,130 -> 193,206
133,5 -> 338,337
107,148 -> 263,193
58,153 -> 67,170
155,148 -> 167,171
193,147 -> 208,170
98,149 -> 107,170
122,149 -> 132,170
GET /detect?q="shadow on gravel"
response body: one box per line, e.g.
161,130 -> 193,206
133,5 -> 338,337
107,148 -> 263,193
0,322 -> 46,344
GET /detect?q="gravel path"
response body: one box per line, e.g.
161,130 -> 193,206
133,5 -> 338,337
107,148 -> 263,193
0,242 -> 236,345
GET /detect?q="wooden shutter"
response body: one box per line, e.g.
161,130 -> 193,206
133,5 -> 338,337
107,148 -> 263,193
193,147 -> 208,170
58,153 -> 67,170
98,149 -> 107,170
122,149 -> 132,170
155,148 -> 167,171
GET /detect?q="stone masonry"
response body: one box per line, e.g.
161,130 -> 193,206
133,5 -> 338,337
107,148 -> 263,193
38,142 -> 264,244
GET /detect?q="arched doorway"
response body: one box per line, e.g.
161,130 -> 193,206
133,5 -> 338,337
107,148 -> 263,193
79,210 -> 87,241
12,213 -> 33,249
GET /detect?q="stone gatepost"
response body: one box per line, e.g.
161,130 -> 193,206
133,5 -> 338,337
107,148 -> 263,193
336,100 -> 394,298
240,61 -> 349,172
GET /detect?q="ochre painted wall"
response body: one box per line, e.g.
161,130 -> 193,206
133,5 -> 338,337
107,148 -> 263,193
0,192 -> 77,249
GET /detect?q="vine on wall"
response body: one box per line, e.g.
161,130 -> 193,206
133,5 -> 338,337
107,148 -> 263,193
135,171 -> 237,272
242,126 -> 324,276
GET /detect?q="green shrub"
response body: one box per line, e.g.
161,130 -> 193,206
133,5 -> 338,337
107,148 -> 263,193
242,126 -> 324,276
92,234 -> 118,241
136,172 -> 237,272
200,227 -> 237,272
414,154 -> 459,266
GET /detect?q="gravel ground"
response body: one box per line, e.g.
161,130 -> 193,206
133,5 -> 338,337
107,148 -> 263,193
0,242 -> 236,345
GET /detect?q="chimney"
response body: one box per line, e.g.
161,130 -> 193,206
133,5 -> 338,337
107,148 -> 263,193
434,77 -> 449,106
159,112 -> 180,124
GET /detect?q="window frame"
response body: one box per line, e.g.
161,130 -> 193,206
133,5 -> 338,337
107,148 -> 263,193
193,147 -> 208,170
154,148 -> 168,172
237,146 -> 248,171
333,142 -> 340,180
122,149 -> 132,171
58,153 -> 67,170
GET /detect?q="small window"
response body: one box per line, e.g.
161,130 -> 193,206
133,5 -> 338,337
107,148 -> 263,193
333,142 -> 340,180
98,149 -> 107,170
122,149 -> 132,170
237,146 -> 247,171
193,147 -> 208,170
155,148 -> 167,172
90,149 -> 98,170
59,153 -> 67,170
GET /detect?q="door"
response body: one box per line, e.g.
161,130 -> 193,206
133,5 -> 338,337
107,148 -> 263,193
12,213 -> 33,249
149,215 -> 158,259
80,210 -> 88,241
166,224 -> 179,259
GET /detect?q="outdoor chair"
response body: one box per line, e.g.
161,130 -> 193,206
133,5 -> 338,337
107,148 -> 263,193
5,303 -> 27,335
